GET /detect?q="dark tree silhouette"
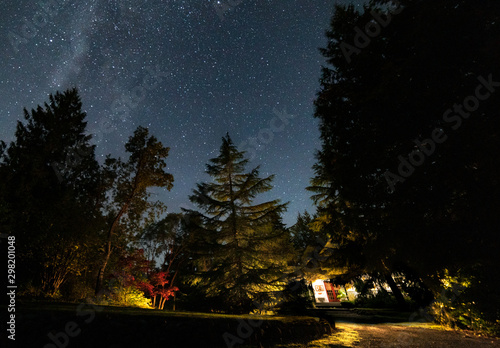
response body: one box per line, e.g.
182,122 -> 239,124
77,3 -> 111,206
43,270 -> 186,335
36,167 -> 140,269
0,89 -> 102,296
309,0 -> 500,315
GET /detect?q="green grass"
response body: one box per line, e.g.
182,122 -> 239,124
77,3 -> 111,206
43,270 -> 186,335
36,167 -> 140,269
18,301 -> 314,322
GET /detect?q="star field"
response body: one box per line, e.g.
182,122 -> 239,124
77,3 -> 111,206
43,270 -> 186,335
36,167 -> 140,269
0,0 -> 361,225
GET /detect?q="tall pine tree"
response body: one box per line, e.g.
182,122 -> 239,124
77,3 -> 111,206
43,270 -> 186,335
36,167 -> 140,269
0,88 -> 103,296
186,134 -> 291,313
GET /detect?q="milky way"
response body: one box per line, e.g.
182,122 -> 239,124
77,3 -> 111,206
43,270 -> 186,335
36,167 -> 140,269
0,0 -> 363,225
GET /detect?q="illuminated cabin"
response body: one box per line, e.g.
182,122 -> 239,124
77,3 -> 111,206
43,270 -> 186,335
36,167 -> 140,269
312,279 -> 342,307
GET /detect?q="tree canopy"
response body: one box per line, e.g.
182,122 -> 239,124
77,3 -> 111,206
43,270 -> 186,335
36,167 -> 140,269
0,89 -> 103,296
95,126 -> 174,294
310,0 -> 500,318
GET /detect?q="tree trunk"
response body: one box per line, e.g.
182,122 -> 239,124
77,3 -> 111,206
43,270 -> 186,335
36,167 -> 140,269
95,226 -> 113,295
228,173 -> 243,278
385,273 -> 407,309
95,250 -> 110,295
343,284 -> 350,301
95,202 -> 130,295
95,153 -> 144,295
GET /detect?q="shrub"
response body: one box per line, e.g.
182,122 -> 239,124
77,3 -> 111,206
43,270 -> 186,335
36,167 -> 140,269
352,277 -> 400,308
341,301 -> 355,308
354,291 -> 399,309
276,280 -> 314,315
109,285 -> 152,309
430,270 -> 500,336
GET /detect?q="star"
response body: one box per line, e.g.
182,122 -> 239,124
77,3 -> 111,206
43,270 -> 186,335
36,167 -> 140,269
0,0 -> 352,225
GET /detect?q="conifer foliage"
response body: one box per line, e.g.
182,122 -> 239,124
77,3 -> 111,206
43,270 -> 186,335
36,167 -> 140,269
0,88 -> 102,296
186,134 -> 290,313
310,0 -> 500,319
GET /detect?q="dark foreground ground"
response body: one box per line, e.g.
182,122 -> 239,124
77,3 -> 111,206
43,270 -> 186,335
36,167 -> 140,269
4,303 -> 499,347
3,302 -> 331,347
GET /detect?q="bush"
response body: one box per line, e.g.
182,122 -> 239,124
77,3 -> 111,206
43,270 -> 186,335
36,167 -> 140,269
18,281 -> 43,298
430,270 -> 500,336
399,275 -> 434,308
431,299 -> 500,336
353,277 -> 401,309
112,285 -> 152,308
60,275 -> 95,301
276,280 -> 314,315
341,301 -> 355,308
354,291 -> 400,309
94,284 -> 152,309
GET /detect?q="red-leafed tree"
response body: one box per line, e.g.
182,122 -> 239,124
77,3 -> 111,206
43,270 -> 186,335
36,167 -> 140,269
138,213 -> 192,291
141,271 -> 178,310
109,249 -> 149,286
109,249 -> 178,309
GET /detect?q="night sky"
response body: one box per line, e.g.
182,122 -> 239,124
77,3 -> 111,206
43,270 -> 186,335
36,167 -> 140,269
0,0 -> 362,226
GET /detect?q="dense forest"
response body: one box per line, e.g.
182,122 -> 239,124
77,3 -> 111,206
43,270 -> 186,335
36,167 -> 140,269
1,0 -> 499,336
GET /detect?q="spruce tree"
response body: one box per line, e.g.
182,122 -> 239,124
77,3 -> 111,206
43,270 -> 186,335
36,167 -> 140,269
186,134 -> 291,313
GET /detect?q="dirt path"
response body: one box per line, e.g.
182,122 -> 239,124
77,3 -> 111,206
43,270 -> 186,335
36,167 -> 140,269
275,322 -> 500,347
308,323 -> 500,347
